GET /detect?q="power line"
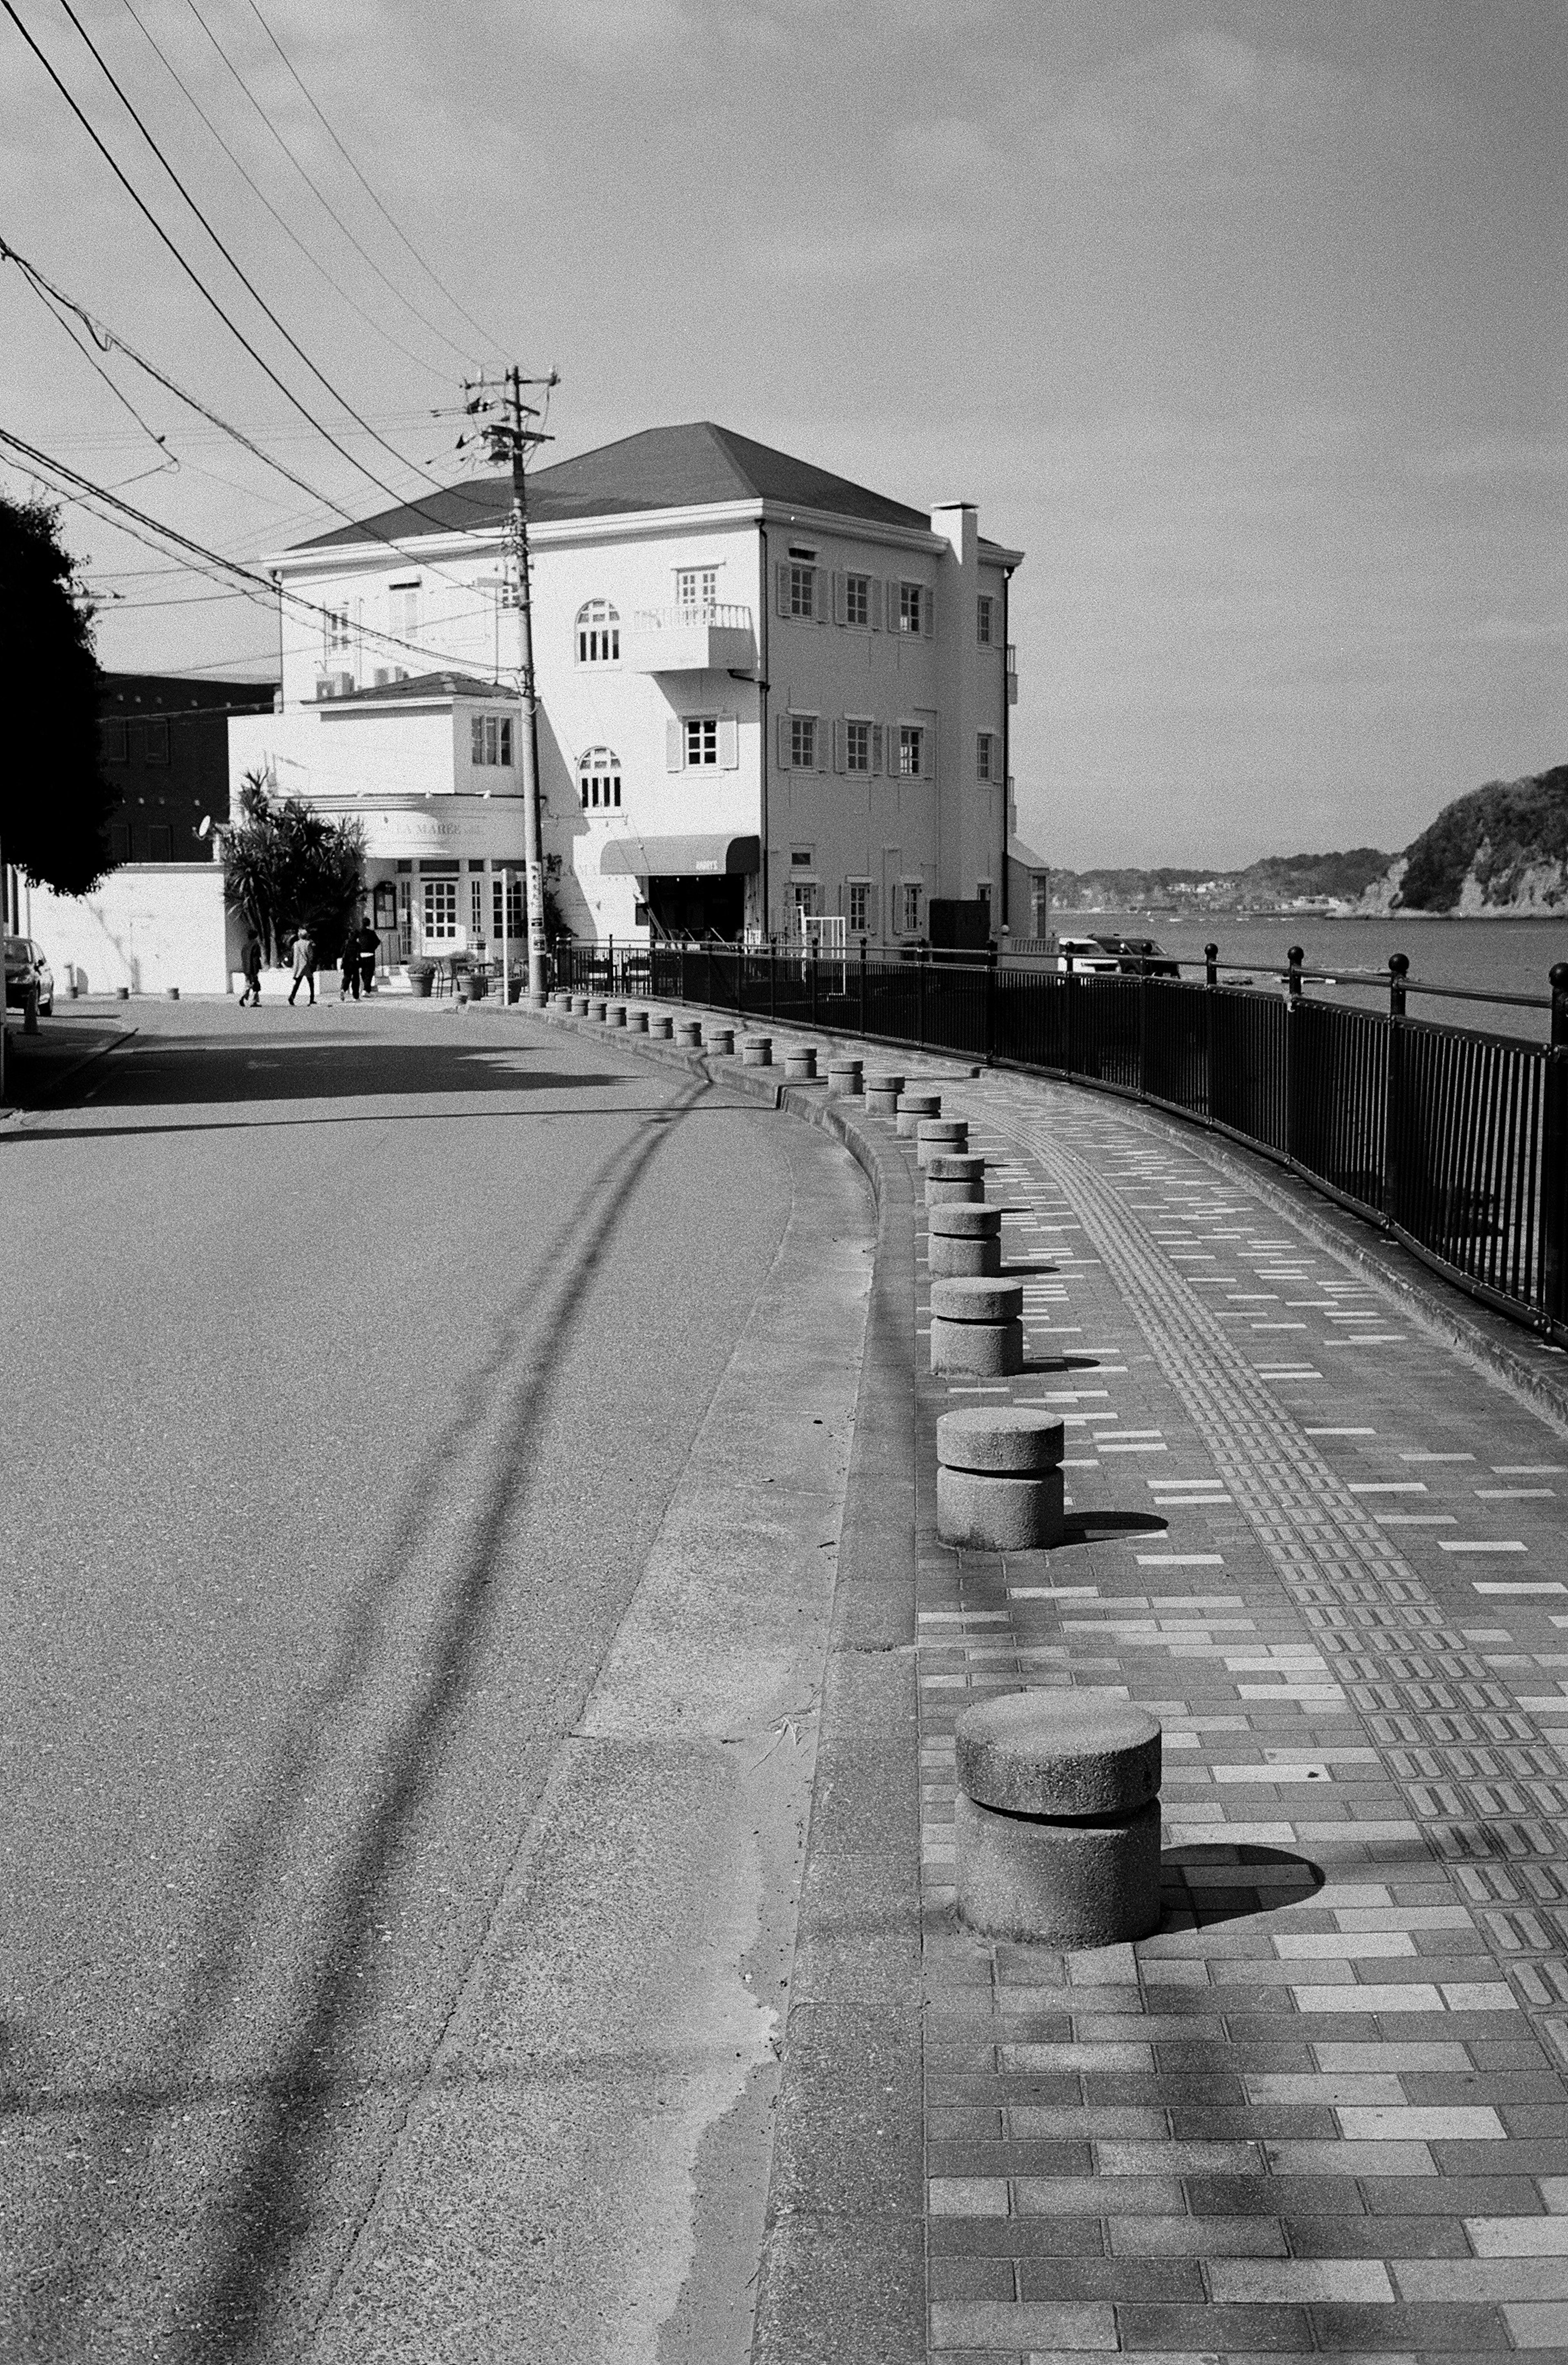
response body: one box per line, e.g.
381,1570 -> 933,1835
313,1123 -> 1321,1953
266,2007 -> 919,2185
0,237 -> 506,607
237,0 -> 492,355
114,0 -> 455,381
42,0 -> 463,506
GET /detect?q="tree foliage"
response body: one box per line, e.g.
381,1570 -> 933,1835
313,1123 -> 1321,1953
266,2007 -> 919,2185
222,773 -> 365,963
0,494 -> 118,894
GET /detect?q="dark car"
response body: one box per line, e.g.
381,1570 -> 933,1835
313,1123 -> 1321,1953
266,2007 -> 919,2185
1091,934 -> 1180,978
4,936 -> 54,1015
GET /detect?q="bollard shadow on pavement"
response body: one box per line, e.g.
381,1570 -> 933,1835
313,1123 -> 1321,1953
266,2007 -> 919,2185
1159,1842 -> 1325,1930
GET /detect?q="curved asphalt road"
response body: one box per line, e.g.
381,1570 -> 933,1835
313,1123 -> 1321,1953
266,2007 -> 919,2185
0,997 -> 873,2362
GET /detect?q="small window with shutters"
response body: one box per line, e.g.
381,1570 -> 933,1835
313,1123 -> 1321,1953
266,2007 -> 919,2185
976,594 -> 994,646
847,879 -> 871,933
102,718 -> 128,763
976,730 -> 995,783
844,719 -> 871,775
789,715 -> 817,770
844,574 -> 870,629
898,724 -> 923,778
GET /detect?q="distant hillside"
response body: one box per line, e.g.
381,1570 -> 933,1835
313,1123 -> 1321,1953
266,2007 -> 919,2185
1052,848 -> 1394,914
1050,767 -> 1568,917
1386,765 -> 1568,914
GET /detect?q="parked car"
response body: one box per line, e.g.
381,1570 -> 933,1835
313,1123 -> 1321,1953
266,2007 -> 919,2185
4,936 -> 53,1015
1053,936 -> 1121,974
1091,933 -> 1181,978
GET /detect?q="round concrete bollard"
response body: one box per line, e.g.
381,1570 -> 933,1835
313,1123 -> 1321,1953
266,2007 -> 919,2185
896,1089 -> 941,1138
925,1153 -> 987,1207
864,1071 -> 905,1117
116,985 -> 130,1001
929,1204 -> 1003,1279
677,1019 -> 702,1047
527,988 -> 549,1011
651,1014 -> 673,1039
571,994 -> 590,1016
165,985 -> 180,1000
707,1026 -> 735,1054
953,1691 -> 1163,1946
916,1116 -> 969,1168
742,1036 -> 773,1067
588,999 -> 608,1022
827,1058 -> 862,1096
930,1275 -> 1024,1376
627,1009 -> 648,1033
937,1409 -> 1065,1550
784,1046 -> 818,1081
608,1003 -> 627,1027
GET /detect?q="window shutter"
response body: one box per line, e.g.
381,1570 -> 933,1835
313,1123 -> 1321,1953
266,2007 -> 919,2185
869,578 -> 882,632
888,579 -> 902,632
866,881 -> 880,938
719,715 -> 739,770
871,722 -> 883,776
832,571 -> 845,626
776,712 -> 791,771
815,568 -> 829,624
666,719 -> 683,772
775,563 -> 790,618
924,586 -> 935,639
833,717 -> 846,774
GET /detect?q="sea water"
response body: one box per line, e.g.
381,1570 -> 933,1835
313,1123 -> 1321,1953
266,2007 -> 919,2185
1047,909 -> 1568,1044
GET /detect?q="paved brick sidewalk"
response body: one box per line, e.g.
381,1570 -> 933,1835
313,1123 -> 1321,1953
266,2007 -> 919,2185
908,1069 -> 1568,2364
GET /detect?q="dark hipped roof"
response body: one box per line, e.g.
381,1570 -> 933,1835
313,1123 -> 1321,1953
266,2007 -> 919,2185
295,423 -> 938,554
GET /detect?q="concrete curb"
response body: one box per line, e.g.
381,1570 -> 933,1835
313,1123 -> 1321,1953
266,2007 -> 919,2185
520,999 -> 928,2363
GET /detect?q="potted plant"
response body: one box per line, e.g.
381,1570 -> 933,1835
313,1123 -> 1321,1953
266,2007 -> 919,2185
405,958 -> 436,998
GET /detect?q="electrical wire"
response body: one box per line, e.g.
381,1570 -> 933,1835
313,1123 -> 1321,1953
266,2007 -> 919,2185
43,0 -> 464,504
0,423 -> 496,667
0,236 -> 512,606
114,0 -> 455,381
237,0 -> 493,354
174,0 -> 480,372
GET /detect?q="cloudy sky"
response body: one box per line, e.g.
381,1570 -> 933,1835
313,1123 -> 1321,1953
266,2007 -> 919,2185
2,0 -> 1564,866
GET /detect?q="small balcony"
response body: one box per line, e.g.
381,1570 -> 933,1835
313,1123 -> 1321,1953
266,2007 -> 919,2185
622,602 -> 757,675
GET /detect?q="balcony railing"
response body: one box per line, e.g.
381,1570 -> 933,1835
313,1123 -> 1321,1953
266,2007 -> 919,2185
621,603 -> 757,675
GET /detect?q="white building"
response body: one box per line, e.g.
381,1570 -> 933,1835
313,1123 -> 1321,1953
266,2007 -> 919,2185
231,423 -> 1023,961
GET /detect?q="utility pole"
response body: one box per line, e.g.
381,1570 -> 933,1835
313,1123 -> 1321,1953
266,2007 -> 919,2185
463,365 -> 557,1007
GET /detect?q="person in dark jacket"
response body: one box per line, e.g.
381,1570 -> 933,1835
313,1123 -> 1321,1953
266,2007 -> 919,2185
356,919 -> 380,998
339,931 -> 360,1002
238,932 -> 263,1006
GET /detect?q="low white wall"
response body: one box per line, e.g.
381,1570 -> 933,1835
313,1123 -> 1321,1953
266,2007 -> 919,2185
28,864 -> 236,996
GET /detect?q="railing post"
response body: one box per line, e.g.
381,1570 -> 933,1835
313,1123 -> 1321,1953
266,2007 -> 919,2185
680,937 -> 688,1005
859,934 -> 868,1037
1064,944 -> 1076,1076
1204,940 -> 1218,1122
1544,963 -> 1568,1330
917,943 -> 928,1050
985,942 -> 998,1067
706,934 -> 713,1011
608,932 -> 614,996
1284,944 -> 1304,1162
769,935 -> 777,1022
1383,951 -> 1410,1228
1137,951 -> 1149,1100
811,938 -> 819,1028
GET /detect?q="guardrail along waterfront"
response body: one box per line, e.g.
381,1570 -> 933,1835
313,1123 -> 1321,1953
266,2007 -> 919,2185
555,938 -> 1568,1348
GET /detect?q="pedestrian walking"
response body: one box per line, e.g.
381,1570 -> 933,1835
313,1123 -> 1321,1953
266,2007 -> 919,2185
339,931 -> 360,1002
238,931 -> 263,1007
287,927 -> 316,1007
356,918 -> 380,998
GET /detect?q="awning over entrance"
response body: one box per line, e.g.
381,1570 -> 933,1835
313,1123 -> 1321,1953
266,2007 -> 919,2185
598,833 -> 760,879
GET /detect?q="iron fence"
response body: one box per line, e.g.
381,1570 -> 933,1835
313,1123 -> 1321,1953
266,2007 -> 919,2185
555,938 -> 1568,1347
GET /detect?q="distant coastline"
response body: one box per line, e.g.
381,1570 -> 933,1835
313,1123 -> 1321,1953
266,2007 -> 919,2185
1045,763 -> 1568,921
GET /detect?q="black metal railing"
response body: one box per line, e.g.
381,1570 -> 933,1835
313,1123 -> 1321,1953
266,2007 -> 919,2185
554,936 -> 1568,1347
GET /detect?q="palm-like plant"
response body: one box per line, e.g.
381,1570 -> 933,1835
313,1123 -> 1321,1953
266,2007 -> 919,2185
222,772 -> 365,964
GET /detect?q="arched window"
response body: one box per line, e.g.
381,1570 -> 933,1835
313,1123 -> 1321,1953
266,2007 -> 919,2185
579,746 -> 623,812
576,600 -> 620,664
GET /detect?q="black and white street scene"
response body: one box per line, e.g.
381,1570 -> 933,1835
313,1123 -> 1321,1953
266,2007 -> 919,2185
5,5 -> 1568,2360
